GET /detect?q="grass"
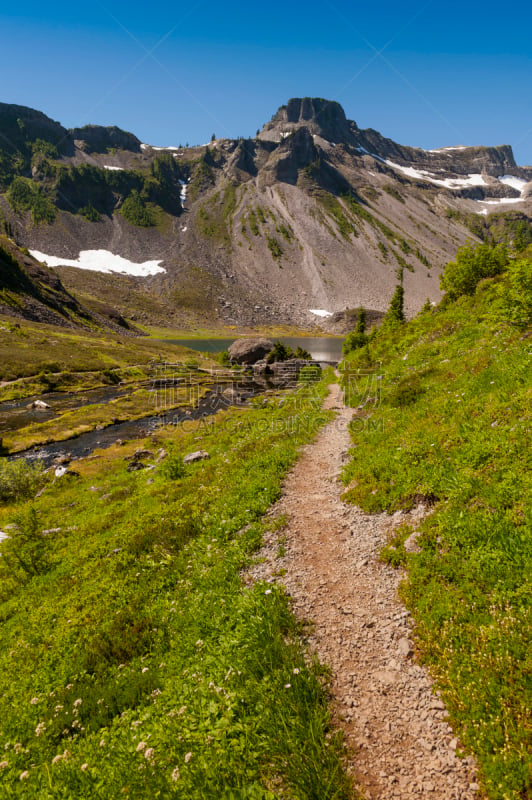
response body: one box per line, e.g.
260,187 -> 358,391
340,273 -> 531,800
0,371 -> 353,799
0,316 -> 200,390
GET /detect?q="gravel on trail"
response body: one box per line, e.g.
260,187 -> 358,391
247,383 -> 480,800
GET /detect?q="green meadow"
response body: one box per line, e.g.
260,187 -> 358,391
0,373 -> 353,799
341,246 -> 531,800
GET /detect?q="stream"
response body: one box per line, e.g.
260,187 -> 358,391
0,384 -> 133,435
5,377 -> 281,467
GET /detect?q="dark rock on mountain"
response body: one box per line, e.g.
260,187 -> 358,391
260,97 -> 355,144
69,125 -> 141,154
354,126 -> 517,178
260,127 -> 320,185
0,102 -> 71,157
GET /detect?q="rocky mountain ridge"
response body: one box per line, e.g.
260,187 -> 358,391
0,97 -> 530,328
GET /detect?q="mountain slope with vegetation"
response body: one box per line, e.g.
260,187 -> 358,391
0,235 -> 143,332
341,243 -> 531,799
1,98 -> 531,328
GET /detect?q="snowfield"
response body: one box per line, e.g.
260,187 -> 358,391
29,249 -> 165,277
357,148 -> 529,197
141,143 -> 181,151
309,309 -> 333,317
498,175 -> 528,193
385,158 -> 488,189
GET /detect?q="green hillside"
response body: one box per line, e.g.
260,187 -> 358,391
0,373 -> 352,799
341,244 -> 531,800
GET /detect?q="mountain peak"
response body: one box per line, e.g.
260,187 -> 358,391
259,97 -> 355,144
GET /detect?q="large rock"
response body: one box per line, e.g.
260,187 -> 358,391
183,450 -> 209,464
228,338 -> 274,365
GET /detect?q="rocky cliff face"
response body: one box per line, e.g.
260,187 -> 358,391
259,98 -> 356,144
1,98 -> 530,329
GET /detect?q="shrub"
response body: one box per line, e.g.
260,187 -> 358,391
440,243 -> 508,300
294,345 -> 312,359
343,309 -> 368,355
7,177 -> 34,214
389,373 -> 424,406
30,191 -> 56,224
120,191 -> 154,227
0,506 -> 52,578
267,341 -> 292,363
6,177 -> 56,224
267,236 -> 283,259
0,459 -> 47,501
498,256 -> 532,329
159,453 -> 186,480
79,204 -> 101,222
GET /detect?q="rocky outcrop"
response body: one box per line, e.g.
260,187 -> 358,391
228,338 -> 274,364
260,97 -> 356,144
69,125 -> 141,154
355,126 -> 518,178
259,127 -> 320,186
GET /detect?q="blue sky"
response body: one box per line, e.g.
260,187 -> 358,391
2,0 -> 532,164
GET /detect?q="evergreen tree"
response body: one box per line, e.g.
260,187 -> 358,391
384,285 -> 405,325
342,307 -> 368,355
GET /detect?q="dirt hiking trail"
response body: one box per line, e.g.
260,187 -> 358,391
249,383 -> 480,799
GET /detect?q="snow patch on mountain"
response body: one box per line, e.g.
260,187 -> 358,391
498,175 -> 528,193
384,158 -> 487,188
141,143 -> 181,151
30,249 -> 165,276
309,309 -> 333,317
429,146 -> 469,152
